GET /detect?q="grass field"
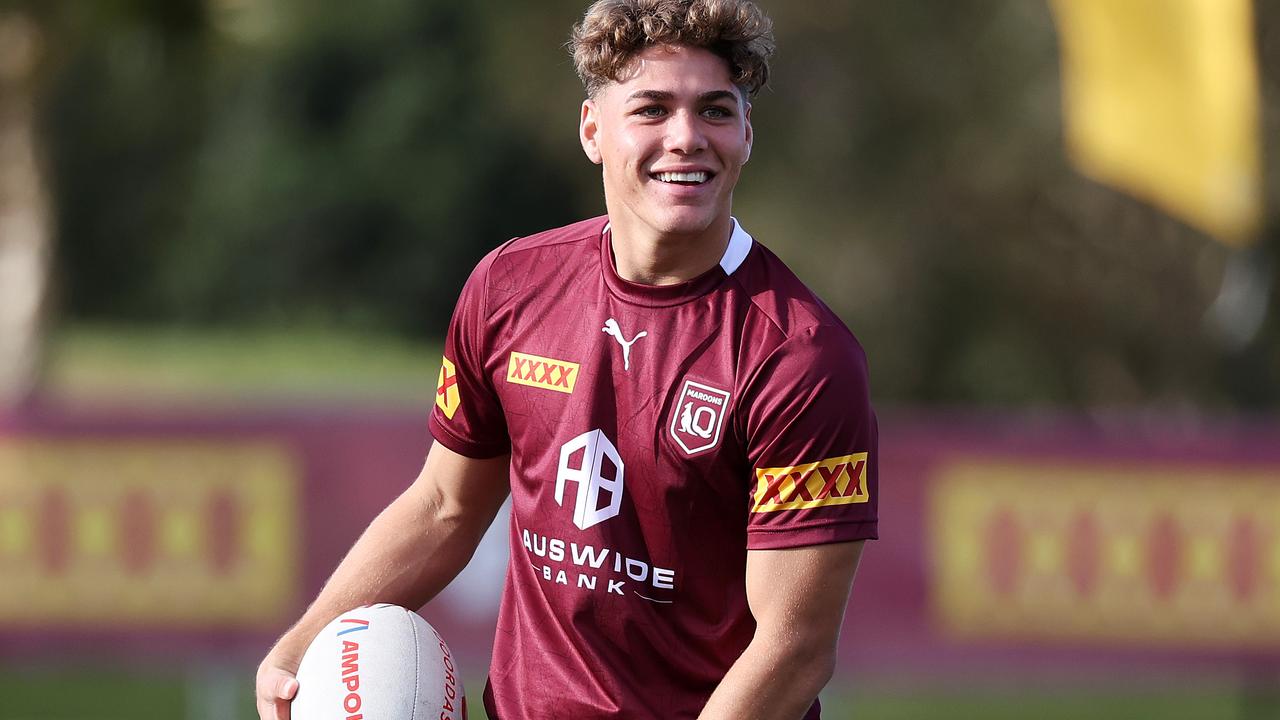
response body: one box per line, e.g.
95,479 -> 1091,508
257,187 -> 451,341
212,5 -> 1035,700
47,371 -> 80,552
44,324 -> 443,409
0,667 -> 1252,719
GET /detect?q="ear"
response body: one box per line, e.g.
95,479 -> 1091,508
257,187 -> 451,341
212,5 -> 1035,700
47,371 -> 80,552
743,101 -> 753,164
580,99 -> 603,165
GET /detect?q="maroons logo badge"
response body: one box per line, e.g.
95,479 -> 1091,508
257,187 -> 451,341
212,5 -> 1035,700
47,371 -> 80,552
670,380 -> 731,455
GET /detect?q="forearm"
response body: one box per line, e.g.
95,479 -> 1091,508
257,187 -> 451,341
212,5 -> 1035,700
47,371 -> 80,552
697,632 -> 834,720
265,485 -> 488,670
702,541 -> 864,720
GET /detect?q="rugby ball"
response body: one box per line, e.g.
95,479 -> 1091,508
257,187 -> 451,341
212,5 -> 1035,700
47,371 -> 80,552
292,603 -> 466,720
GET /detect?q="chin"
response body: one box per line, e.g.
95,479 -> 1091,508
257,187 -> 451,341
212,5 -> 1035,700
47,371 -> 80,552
648,209 -> 719,237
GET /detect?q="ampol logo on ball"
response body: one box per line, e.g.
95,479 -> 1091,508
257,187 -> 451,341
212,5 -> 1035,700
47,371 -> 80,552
335,616 -> 370,718
293,603 -> 465,720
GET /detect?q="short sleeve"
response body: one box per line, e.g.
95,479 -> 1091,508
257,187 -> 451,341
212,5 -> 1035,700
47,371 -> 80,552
428,248 -> 511,458
741,325 -> 878,550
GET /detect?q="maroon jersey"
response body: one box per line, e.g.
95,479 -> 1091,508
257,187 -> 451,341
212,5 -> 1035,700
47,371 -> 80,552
428,216 -> 877,719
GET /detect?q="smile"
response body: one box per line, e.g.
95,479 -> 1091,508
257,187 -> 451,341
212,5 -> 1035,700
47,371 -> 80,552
653,171 -> 711,185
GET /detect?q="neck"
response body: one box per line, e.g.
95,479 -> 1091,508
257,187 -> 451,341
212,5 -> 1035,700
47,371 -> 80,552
607,213 -> 734,286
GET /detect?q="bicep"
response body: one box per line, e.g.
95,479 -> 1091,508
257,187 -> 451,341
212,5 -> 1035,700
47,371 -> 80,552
745,541 -> 865,648
406,440 -> 511,532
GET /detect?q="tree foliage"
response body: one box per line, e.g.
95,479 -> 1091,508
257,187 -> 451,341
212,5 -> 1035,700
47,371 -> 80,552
45,0 -> 579,334
33,0 -> 1280,409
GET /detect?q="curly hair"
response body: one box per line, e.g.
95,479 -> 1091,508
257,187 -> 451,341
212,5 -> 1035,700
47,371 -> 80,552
569,0 -> 775,99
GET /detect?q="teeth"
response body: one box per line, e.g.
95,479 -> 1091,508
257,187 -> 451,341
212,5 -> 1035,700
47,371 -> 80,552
656,171 -> 708,184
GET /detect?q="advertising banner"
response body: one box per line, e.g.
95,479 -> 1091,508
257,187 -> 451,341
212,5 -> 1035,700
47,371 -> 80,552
2,408 -> 1278,679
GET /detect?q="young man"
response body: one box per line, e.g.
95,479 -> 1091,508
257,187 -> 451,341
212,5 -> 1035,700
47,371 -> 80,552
256,1 -> 877,718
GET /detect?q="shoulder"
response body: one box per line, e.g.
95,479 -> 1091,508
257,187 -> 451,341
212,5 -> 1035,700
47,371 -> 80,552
460,216 -> 607,310
730,236 -> 865,366
469,215 -> 605,289
493,216 -> 606,262
730,242 -> 874,449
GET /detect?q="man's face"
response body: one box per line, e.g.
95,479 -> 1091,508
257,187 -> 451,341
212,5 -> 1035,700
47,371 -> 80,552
579,44 -> 753,240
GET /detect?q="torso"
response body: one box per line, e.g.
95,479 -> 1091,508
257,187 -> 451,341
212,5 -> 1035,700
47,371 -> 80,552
430,216 -> 876,719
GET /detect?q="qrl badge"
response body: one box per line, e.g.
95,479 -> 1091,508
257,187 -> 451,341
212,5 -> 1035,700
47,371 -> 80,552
670,380 -> 731,455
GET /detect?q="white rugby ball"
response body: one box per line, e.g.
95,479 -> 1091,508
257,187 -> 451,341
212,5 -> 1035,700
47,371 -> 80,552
292,603 -> 466,720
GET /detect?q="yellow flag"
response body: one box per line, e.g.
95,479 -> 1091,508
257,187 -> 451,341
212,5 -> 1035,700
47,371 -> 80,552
1050,0 -> 1262,246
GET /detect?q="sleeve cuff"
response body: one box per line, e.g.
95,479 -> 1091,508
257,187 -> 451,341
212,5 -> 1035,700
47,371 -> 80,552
428,414 -> 510,459
746,520 -> 878,551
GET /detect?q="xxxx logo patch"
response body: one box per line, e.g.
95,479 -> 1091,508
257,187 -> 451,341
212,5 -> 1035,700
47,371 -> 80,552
506,351 -> 579,394
751,453 -> 870,513
436,356 -> 461,419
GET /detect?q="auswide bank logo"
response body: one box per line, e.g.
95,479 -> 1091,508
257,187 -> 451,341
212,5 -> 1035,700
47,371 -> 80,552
555,429 -> 624,530
528,429 -> 677,602
670,380 -> 731,455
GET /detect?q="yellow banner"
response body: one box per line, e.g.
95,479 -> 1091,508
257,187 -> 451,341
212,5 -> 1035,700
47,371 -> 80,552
931,459 -> 1280,646
1050,0 -> 1262,245
0,439 -> 299,627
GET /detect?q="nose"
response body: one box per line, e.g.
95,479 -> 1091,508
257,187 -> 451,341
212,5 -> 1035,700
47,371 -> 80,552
664,109 -> 708,155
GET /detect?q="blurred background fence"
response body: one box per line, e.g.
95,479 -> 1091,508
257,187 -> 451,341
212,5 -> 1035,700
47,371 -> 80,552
1,0 -> 1279,717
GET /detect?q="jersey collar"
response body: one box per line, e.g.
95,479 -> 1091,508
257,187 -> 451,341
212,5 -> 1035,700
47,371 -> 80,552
599,218 -> 755,308
719,219 -> 753,275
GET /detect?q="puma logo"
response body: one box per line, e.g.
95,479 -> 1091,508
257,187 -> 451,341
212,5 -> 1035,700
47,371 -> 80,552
602,318 -> 647,372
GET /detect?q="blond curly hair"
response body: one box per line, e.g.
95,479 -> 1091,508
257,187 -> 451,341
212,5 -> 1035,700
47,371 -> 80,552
569,0 -> 775,99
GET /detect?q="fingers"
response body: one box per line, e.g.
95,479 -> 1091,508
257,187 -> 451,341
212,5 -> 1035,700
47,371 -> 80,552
256,667 -> 299,720
278,675 -> 300,700
254,697 -> 289,720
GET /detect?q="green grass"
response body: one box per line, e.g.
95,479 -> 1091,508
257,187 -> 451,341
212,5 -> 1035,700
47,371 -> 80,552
43,324 -> 443,409
0,668 -> 492,720
0,668 -> 188,719
829,686 -> 1247,720
0,667 -> 1253,720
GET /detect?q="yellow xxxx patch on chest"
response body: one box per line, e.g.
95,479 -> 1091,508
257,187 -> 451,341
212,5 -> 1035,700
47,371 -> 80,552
506,351 -> 579,394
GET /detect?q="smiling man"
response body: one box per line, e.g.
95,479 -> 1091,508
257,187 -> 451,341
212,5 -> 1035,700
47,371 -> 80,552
256,2 -> 877,719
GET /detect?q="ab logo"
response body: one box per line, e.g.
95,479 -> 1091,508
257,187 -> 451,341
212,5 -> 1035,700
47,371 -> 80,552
555,430 -> 624,530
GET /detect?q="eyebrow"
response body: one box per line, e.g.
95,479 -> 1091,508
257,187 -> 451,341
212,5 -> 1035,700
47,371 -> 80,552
627,89 -> 740,104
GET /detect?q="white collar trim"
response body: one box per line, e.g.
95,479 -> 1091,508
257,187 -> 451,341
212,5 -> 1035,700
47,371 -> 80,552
720,217 -> 753,276
601,217 -> 753,277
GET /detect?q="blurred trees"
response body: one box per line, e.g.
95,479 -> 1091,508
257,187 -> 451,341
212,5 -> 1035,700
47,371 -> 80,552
43,0 -> 578,335
26,0 -> 1280,411
0,7 -> 49,405
747,2 -> 1280,413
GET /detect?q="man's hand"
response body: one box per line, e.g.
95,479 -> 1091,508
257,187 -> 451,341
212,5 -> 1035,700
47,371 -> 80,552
251,442 -> 509,720
255,659 -> 300,720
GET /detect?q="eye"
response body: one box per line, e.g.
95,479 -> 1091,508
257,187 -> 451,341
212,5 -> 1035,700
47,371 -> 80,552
702,106 -> 734,120
636,105 -> 667,118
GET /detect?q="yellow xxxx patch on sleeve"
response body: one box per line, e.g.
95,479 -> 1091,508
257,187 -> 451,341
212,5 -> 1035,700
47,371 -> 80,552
436,356 -> 460,419
752,453 -> 870,512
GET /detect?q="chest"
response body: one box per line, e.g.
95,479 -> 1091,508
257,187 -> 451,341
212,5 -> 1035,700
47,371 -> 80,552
485,291 -> 750,518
